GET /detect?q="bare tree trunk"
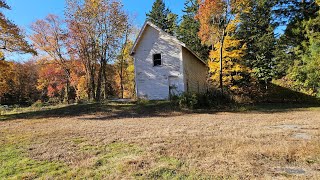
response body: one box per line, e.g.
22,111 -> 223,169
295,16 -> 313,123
90,68 -> 96,101
120,60 -> 124,99
219,39 -> 224,93
65,78 -> 70,103
103,61 -> 108,99
95,59 -> 105,101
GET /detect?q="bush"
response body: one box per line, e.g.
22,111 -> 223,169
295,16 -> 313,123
48,97 -> 62,105
177,93 -> 198,109
32,100 -> 45,108
174,90 -> 234,109
137,98 -> 150,105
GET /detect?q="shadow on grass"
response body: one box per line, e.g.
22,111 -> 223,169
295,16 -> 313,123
1,84 -> 320,121
0,101 -> 188,121
1,101 -> 320,122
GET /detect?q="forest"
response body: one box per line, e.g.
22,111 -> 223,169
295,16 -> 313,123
0,0 -> 319,106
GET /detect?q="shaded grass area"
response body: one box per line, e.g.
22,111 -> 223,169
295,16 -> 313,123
1,100 -> 320,121
1,82 -> 320,121
0,101 -> 181,121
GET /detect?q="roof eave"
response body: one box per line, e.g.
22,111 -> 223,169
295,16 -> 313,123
130,21 -> 207,66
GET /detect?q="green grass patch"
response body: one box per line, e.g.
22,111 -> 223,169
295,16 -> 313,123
0,146 -> 69,179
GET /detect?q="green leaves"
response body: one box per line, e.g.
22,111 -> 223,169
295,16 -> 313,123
146,0 -> 178,35
177,0 -> 209,61
238,0 -> 277,85
278,0 -> 320,95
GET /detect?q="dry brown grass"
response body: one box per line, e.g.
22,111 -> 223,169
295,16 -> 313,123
1,105 -> 320,179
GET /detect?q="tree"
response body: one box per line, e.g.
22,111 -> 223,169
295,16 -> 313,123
177,0 -> 210,60
166,13 -> 179,35
272,0 -> 319,95
0,0 -> 36,59
66,0 -> 128,101
0,60 -> 40,105
30,14 -> 73,103
0,60 -> 14,102
196,0 -> 250,92
273,0 -> 318,75
146,0 -> 178,35
115,35 -> 135,99
237,0 -> 277,89
285,1 -> 320,96
208,20 -> 249,92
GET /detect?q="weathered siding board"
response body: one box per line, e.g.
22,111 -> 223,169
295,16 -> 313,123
132,21 -> 208,100
182,47 -> 207,93
134,25 -> 184,100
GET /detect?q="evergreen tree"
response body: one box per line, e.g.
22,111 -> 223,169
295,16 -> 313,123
273,0 -> 319,77
177,0 -> 209,60
146,0 -> 178,35
166,13 -> 179,35
238,0 -> 277,88
285,1 -> 320,96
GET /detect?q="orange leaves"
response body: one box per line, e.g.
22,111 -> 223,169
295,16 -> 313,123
36,58 -> 87,98
197,0 -> 250,46
0,60 -> 14,96
1,0 -> 36,56
197,0 -> 251,91
196,0 -> 225,45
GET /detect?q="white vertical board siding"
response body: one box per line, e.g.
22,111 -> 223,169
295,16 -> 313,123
182,47 -> 207,93
134,25 -> 184,100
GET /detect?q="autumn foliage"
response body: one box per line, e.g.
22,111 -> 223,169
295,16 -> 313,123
1,0 -> 320,105
197,0 -> 250,92
0,0 -> 135,105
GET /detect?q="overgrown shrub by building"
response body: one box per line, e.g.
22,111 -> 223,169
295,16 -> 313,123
174,90 -> 234,109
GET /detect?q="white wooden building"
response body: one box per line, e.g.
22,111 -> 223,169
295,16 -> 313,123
130,21 -> 208,100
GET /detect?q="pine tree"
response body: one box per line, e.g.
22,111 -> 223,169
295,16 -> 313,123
238,0 -> 277,88
285,1 -> 320,95
273,0 -> 318,74
272,0 -> 320,95
146,0 -> 178,35
166,13 -> 179,35
177,0 -> 209,60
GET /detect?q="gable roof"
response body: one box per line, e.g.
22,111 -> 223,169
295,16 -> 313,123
130,21 -> 207,65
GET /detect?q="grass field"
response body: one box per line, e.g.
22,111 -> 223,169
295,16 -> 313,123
1,102 -> 320,179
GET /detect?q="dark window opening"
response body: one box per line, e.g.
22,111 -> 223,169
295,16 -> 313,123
153,53 -> 162,66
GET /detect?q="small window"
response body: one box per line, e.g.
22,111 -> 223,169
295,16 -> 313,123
153,53 -> 162,66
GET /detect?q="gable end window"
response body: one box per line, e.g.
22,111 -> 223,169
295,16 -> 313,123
153,53 -> 162,66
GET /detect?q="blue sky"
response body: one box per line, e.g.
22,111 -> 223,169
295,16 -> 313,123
5,0 -> 185,33
4,0 -> 186,61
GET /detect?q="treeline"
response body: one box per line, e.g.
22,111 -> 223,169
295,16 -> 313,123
0,0 -> 319,105
148,0 -> 320,97
0,0 -> 135,105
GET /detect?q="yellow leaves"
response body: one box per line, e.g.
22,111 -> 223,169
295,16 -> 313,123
0,51 -> 3,59
226,19 -> 238,32
208,32 -> 248,89
230,85 -> 240,91
77,76 -> 87,99
0,60 -> 15,96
